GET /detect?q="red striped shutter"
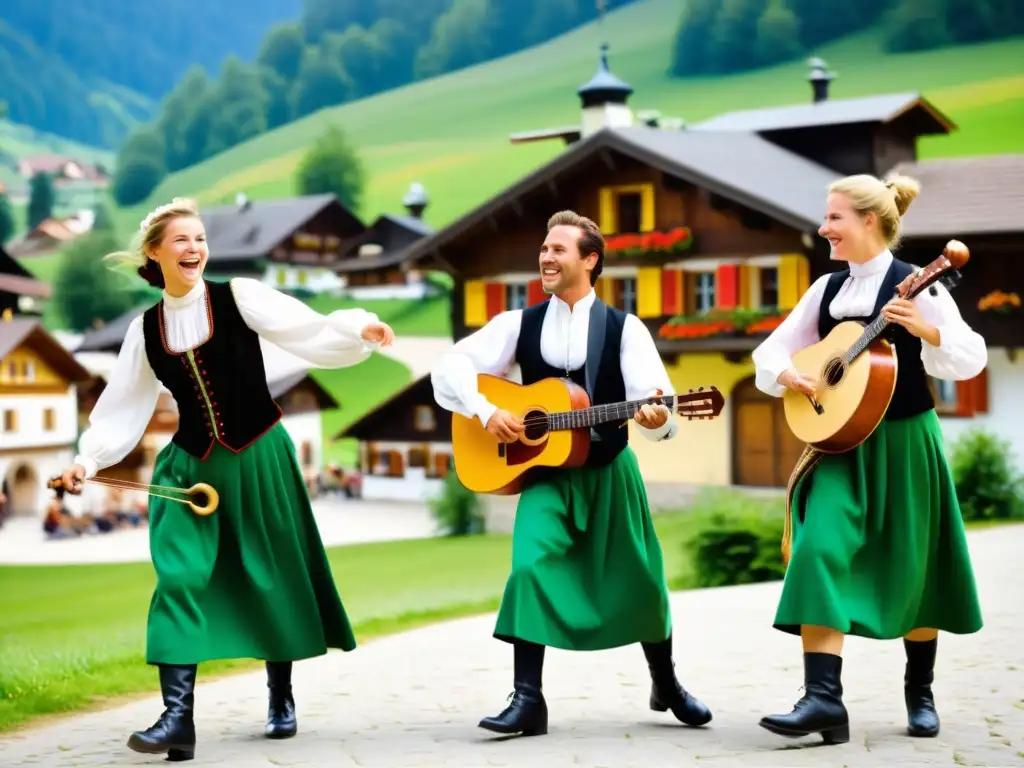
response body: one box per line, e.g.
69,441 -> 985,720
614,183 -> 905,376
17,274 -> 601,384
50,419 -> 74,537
527,279 -> 545,306
956,368 -> 989,416
661,269 -> 683,316
715,264 -> 738,309
485,282 -> 505,319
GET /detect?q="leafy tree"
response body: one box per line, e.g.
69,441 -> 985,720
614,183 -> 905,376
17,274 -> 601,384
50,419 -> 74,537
52,231 -> 138,332
886,0 -> 951,52
203,57 -> 269,157
326,25 -> 387,99
256,22 -> 306,82
415,0 -> 496,80
260,68 -> 292,130
27,172 -> 55,230
0,194 -> 15,245
706,0 -> 765,74
670,0 -> 719,76
295,124 -> 365,212
289,52 -> 354,119
754,0 -> 803,66
111,127 -> 167,207
157,66 -> 213,173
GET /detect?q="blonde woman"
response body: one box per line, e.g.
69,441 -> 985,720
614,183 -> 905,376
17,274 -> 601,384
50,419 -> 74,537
58,198 -> 395,761
751,175 -> 986,744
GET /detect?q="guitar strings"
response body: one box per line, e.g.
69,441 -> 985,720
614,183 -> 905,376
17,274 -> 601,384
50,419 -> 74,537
514,396 -> 716,428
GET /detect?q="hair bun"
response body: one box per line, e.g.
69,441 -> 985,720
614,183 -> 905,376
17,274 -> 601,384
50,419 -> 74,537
885,175 -> 921,217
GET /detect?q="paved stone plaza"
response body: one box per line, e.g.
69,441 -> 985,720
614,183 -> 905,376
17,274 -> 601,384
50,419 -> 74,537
1,524 -> 1021,767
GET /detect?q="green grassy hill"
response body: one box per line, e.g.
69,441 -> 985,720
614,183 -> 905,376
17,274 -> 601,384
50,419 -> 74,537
113,0 -> 1024,233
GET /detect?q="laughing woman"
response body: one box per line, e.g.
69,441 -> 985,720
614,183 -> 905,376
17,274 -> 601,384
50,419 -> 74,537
57,198 -> 395,762
751,174 -> 986,745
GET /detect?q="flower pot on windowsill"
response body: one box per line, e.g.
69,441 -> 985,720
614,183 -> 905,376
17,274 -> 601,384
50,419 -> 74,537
605,227 -> 694,258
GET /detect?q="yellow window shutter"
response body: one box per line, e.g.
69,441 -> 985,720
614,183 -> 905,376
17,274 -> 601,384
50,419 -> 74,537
596,276 -> 614,304
640,184 -> 655,232
599,188 -> 616,234
797,253 -> 810,295
738,265 -> 750,308
463,280 -> 487,327
777,254 -> 806,310
636,266 -> 663,318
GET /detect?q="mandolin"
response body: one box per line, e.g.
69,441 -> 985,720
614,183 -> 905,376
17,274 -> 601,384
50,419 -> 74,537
451,374 -> 724,494
783,239 -> 969,453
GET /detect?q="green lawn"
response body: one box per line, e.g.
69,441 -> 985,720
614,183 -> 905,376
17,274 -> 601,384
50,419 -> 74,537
304,293 -> 451,338
0,491 -> 1018,734
0,505 -> 703,733
106,0 -> 1024,236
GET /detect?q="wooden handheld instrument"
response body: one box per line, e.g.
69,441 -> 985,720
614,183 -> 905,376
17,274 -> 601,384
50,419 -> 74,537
782,239 -> 969,453
47,474 -> 219,516
451,374 -> 725,495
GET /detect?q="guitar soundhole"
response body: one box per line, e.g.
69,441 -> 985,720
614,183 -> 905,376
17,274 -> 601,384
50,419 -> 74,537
522,409 -> 549,441
822,357 -> 847,388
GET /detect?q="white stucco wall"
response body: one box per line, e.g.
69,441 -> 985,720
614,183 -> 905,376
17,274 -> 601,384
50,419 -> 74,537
938,347 -> 1024,471
0,389 -> 79,451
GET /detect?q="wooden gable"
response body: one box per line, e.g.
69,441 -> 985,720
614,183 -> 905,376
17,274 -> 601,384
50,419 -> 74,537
0,321 -> 91,392
336,375 -> 450,444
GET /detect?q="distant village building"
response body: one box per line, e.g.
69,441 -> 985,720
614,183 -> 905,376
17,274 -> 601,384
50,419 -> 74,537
387,48 -> 1024,487
0,245 -> 50,317
200,186 -> 434,297
0,316 -> 92,520
6,210 -> 96,259
16,156 -> 108,186
336,375 -> 451,502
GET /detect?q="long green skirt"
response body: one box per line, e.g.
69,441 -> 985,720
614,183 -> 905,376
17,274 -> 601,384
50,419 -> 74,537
145,423 -> 356,665
775,409 -> 983,639
493,446 -> 672,651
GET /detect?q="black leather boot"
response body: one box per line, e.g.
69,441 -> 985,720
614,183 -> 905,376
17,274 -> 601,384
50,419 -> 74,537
905,638 -> 940,737
642,634 -> 712,726
760,652 -> 849,744
265,661 -> 297,739
478,640 -> 548,736
127,664 -> 197,761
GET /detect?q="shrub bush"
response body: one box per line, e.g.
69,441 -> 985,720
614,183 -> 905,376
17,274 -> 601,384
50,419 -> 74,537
948,428 -> 1024,521
677,489 -> 787,589
429,463 -> 484,536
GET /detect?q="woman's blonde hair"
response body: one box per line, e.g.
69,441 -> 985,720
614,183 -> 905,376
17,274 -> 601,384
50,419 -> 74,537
827,173 -> 920,249
104,197 -> 201,288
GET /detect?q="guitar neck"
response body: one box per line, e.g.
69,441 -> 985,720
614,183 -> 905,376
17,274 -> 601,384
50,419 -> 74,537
844,312 -> 892,363
548,395 -> 676,431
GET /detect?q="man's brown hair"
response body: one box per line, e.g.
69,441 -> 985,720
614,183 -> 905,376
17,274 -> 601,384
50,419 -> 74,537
547,210 -> 604,285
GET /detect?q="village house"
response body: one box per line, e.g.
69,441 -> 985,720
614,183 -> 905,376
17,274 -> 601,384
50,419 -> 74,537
6,210 -> 96,259
16,156 -> 108,186
335,374 -> 451,502
200,185 -> 434,297
0,315 -> 92,520
394,48 -> 1024,488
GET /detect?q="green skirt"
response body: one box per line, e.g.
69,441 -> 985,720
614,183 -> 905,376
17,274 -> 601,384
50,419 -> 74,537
493,446 -> 672,651
144,423 -> 356,665
776,409 -> 983,639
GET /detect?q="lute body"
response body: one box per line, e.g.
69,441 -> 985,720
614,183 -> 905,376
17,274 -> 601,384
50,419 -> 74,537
783,240 -> 969,453
451,374 -> 724,494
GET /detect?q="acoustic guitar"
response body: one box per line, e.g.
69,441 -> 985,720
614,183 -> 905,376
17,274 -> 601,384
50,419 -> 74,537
451,374 -> 725,494
783,239 -> 969,453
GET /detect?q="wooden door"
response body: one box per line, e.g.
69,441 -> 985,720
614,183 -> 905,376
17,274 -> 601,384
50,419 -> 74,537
732,377 -> 804,488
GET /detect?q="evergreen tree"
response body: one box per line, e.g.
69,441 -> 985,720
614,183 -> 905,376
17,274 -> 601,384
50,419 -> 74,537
0,194 -> 15,245
27,172 -> 55,230
670,0 -> 719,76
754,0 -> 803,67
52,231 -> 138,332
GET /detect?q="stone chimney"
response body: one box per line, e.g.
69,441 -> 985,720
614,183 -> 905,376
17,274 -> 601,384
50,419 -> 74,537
808,57 -> 834,103
403,182 -> 428,219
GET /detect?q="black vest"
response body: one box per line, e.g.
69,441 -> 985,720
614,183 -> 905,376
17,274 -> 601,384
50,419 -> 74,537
514,298 -> 628,468
142,280 -> 283,459
817,258 -> 934,422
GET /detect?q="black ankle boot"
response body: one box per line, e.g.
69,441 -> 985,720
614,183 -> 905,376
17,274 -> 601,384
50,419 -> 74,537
642,634 -> 712,726
127,664 -> 197,761
478,640 -> 548,736
265,661 -> 297,739
905,638 -> 939,737
760,652 -> 849,744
